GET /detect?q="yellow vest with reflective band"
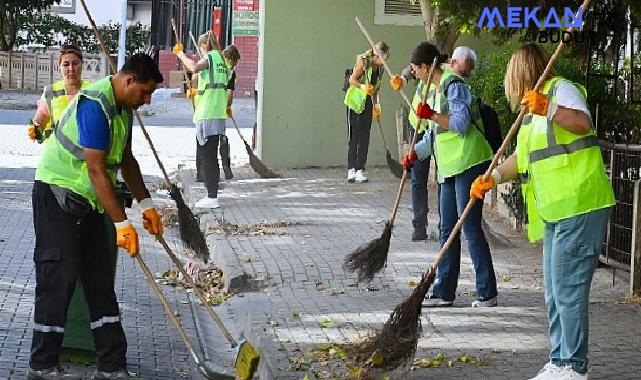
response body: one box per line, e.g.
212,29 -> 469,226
408,81 -> 435,133
42,79 -> 91,138
35,76 -> 133,212
431,69 -> 492,179
357,55 -> 383,94
516,77 -> 615,242
193,50 -> 229,122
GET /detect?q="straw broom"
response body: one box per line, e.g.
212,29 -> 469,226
343,17 -> 436,283
188,32 -> 280,179
78,0 -> 210,262
351,0 -> 594,371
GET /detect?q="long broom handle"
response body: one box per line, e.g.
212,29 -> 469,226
170,18 -> 196,111
156,235 -> 238,346
374,118 -> 390,152
425,0 -> 593,275
79,0 -> 175,193
135,254 -> 203,367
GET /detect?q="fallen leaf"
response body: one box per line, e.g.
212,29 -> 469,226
502,274 -> 511,282
457,355 -> 471,363
408,279 -> 418,287
292,311 -> 302,319
318,319 -> 340,329
331,287 -> 345,295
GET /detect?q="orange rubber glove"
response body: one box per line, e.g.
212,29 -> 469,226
521,90 -> 549,116
361,83 -> 375,96
226,106 -> 233,118
186,88 -> 197,99
389,74 -> 404,91
470,174 -> 495,200
28,120 -> 43,143
372,104 -> 382,121
116,220 -> 139,257
173,43 -> 184,56
402,149 -> 418,171
28,125 -> 37,141
140,198 -> 163,236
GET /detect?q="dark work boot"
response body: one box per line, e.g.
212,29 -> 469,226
223,163 -> 233,180
411,223 -> 427,241
92,369 -> 140,379
27,366 -> 81,380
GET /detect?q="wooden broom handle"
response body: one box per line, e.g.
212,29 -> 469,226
170,18 -> 196,111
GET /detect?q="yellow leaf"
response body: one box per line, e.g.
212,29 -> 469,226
408,279 -> 418,287
502,274 -> 511,282
457,355 -> 471,363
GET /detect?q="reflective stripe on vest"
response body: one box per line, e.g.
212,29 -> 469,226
193,51 -> 229,121
42,80 -> 90,134
516,77 -> 615,242
431,69 -> 492,179
359,55 -> 383,93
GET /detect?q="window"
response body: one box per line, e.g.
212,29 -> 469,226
51,0 -> 75,14
374,0 -> 423,26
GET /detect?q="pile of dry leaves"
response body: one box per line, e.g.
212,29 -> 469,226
209,219 -> 298,236
158,265 -> 230,306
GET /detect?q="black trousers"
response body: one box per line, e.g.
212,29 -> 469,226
30,181 -> 127,371
346,96 -> 373,170
196,136 -> 221,198
196,135 -> 229,180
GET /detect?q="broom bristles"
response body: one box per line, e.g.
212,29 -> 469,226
352,268 -> 436,371
243,141 -> 280,179
385,151 -> 403,179
170,185 -> 210,262
344,222 -> 392,283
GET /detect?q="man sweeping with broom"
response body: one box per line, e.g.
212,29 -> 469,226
29,54 -> 164,380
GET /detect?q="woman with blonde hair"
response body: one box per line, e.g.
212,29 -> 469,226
345,41 -> 389,183
29,44 -> 90,142
174,31 -> 229,209
471,43 -> 615,380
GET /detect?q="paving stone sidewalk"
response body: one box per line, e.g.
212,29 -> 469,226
185,166 -> 641,380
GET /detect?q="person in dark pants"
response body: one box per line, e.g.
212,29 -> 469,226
346,42 -> 389,183
175,32 -> 229,209
29,54 -> 164,380
403,42 -> 497,308
221,44 -> 241,180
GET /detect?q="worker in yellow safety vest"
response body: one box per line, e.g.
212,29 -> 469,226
28,44 -> 90,143
470,43 -> 615,380
174,31 -> 229,209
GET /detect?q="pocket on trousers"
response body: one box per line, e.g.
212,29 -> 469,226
35,247 -> 62,263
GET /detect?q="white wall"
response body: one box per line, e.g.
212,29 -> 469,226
54,0 -> 151,27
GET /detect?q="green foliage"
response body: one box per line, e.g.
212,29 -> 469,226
16,11 -> 150,56
0,0 -> 59,50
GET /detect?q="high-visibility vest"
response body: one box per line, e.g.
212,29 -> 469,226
357,55 -> 383,94
35,76 -> 133,211
516,77 -> 615,242
408,81 -> 435,134
41,79 -> 91,138
193,50 -> 229,122
431,69 -> 492,178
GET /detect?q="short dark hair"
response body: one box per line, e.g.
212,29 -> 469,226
410,42 -> 448,67
119,53 -> 164,84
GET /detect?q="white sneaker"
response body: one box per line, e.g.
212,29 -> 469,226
355,169 -> 368,183
528,362 -> 564,380
422,294 -> 453,307
557,366 -> 588,380
194,197 -> 220,209
347,169 -> 356,183
471,296 -> 498,308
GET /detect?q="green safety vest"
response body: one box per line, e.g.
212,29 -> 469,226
193,50 -> 229,122
357,55 -> 383,93
42,79 -> 91,138
431,69 -> 492,179
35,76 -> 133,212
516,77 -> 615,242
408,81 -> 435,133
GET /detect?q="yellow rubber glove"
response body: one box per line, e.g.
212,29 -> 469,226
116,220 -> 139,257
372,104 -> 382,121
186,88 -> 197,99
470,174 -> 494,200
173,43 -> 184,56
140,198 -> 163,236
226,106 -> 233,118
521,90 -> 549,116
360,83 -> 375,96
389,74 -> 404,91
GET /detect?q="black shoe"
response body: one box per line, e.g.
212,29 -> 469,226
411,225 -> 427,241
92,369 -> 139,379
223,166 -> 233,180
28,366 -> 81,380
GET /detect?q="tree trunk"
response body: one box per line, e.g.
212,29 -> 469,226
418,0 -> 459,56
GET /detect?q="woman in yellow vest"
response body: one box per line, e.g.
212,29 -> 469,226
402,42 -> 498,308
28,44 -> 90,143
471,44 -> 615,380
174,32 -> 229,209
345,42 -> 389,183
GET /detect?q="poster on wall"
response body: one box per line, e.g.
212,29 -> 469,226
232,0 -> 259,36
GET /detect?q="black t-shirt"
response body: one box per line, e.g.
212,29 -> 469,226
227,70 -> 236,91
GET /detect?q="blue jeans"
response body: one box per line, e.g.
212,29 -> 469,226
408,126 -> 430,227
431,161 -> 497,301
543,207 -> 610,375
